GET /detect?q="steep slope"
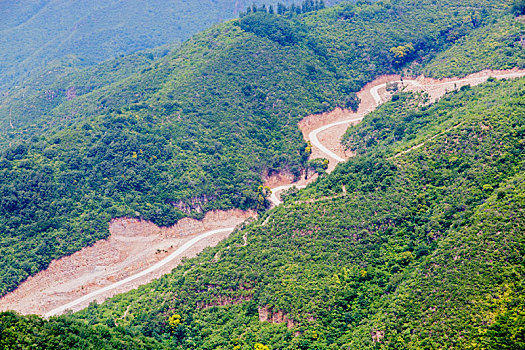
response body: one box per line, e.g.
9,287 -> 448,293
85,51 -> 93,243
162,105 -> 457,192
4,78 -> 523,345
0,0 -> 510,297
0,45 -> 172,142
418,14 -> 525,78
0,0 -> 325,91
62,77 -> 524,349
347,172 -> 525,349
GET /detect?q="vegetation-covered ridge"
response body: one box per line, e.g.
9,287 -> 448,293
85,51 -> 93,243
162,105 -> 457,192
1,0 -> 513,297
418,13 -> 525,78
0,0 -> 325,91
18,76 -> 519,349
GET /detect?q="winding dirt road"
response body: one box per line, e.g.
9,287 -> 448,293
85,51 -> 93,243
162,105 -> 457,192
269,184 -> 307,206
2,69 -> 524,318
308,79 -> 421,164
305,70 -> 525,169
44,228 -> 234,317
41,180 -> 298,316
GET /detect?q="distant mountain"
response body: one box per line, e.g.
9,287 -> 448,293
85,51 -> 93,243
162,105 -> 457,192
0,0 -> 340,90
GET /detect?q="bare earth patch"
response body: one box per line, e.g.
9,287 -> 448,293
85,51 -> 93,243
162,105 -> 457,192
0,210 -> 255,316
299,69 -> 525,171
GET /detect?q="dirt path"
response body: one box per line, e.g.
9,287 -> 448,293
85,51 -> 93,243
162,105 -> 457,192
300,69 -> 525,170
0,210 -> 254,316
269,184 -> 307,206
2,69 -> 523,318
44,227 -> 234,317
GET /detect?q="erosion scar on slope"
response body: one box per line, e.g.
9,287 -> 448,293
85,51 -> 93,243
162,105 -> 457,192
1,68 -> 524,318
0,210 -> 255,316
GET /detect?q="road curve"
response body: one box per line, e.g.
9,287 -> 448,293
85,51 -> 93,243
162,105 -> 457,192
309,80 -> 421,163
44,70 -> 525,318
269,184 -> 307,206
45,227 -> 235,317
309,73 -> 525,164
369,80 -> 422,105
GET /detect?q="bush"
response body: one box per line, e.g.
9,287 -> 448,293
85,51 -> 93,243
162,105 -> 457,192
512,0 -> 525,15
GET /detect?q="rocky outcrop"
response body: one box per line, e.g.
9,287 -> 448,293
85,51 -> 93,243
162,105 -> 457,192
258,306 -> 296,329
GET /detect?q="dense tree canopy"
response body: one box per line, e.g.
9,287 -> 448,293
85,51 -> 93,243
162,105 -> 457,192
0,0 -> 524,348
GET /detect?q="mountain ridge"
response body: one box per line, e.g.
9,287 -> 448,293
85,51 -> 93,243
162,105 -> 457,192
0,0 -> 524,348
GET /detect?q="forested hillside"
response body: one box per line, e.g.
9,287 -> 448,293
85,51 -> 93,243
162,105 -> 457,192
419,14 -> 525,78
4,73 -> 523,349
1,0 -> 524,348
72,76 -> 525,349
0,45 -> 173,142
0,0 -> 329,91
1,0 -> 514,296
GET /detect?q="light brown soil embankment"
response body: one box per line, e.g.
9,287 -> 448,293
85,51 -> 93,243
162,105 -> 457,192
299,69 -> 525,171
0,209 -> 254,315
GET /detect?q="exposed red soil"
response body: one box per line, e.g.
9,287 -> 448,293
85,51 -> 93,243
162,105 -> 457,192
263,171 -> 297,188
258,306 -> 296,329
263,171 -> 316,190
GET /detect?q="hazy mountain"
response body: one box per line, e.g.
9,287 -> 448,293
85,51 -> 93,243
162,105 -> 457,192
0,0 -> 341,90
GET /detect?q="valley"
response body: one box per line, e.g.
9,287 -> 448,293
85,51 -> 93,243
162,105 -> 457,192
1,0 -> 525,348
1,68 -> 522,319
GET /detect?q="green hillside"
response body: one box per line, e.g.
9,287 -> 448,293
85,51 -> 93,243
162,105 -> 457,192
419,14 -> 525,78
1,1 -> 524,349
69,75 -> 524,349
1,0 -> 512,296
3,71 -> 521,350
0,0 -> 329,91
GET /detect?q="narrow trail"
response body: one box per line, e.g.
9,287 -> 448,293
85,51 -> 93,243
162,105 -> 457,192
269,184 -> 307,206
6,69 -> 524,318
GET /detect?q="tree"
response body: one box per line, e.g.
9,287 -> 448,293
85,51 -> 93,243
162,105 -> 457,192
168,314 -> 181,330
390,43 -> 414,65
277,3 -> 287,15
306,158 -> 328,178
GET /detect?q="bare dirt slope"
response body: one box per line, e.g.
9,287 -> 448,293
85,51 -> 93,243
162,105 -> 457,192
0,210 -> 254,316
1,69 -> 523,318
299,69 -> 525,171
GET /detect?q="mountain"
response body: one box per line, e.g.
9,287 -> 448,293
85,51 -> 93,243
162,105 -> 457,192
57,75 -> 522,350
1,0 -> 524,348
2,67 -> 524,350
2,0 -> 514,297
0,0 -> 338,91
